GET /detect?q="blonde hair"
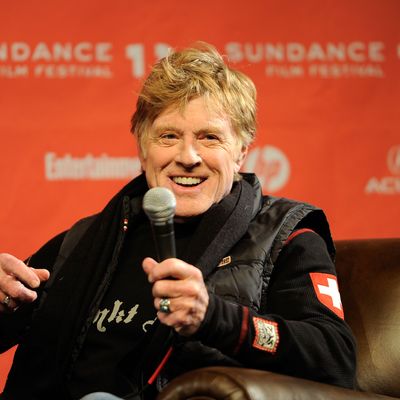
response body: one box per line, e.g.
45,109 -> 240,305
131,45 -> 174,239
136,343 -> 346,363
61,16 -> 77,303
131,42 -> 257,151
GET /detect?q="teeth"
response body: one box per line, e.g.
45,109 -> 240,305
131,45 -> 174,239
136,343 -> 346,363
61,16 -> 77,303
173,176 -> 202,186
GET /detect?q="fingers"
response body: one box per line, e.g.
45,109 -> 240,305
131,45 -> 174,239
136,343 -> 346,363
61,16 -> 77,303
1,253 -> 42,288
142,257 -> 158,281
142,257 -> 205,300
0,253 -> 50,309
154,295 -> 208,336
154,295 -> 205,316
143,257 -> 203,282
34,268 -> 51,282
152,275 -> 203,300
142,257 -> 209,336
0,294 -> 20,314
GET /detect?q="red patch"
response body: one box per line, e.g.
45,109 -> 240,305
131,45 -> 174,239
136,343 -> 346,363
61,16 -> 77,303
233,306 -> 249,355
310,273 -> 344,319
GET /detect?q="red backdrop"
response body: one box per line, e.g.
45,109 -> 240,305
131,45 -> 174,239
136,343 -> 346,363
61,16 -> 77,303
1,0 -> 399,389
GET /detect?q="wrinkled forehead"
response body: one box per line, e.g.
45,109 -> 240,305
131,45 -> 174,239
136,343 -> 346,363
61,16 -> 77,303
154,98 -> 229,126
157,95 -> 229,121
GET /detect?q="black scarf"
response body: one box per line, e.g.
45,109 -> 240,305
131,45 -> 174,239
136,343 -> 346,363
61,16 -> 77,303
138,175 -> 257,384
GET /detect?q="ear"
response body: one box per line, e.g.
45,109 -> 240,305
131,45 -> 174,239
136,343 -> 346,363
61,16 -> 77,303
234,145 -> 248,173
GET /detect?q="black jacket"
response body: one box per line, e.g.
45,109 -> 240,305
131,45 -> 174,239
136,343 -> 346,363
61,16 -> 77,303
0,173 -> 356,399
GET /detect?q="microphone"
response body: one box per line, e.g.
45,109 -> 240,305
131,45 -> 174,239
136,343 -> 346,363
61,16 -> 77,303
143,187 -> 177,261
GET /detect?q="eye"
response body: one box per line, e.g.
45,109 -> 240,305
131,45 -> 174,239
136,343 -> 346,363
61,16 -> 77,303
199,133 -> 221,142
159,132 -> 179,144
161,132 -> 178,139
205,134 -> 219,140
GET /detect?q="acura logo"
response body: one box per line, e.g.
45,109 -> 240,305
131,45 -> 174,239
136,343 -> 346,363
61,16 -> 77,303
387,146 -> 400,175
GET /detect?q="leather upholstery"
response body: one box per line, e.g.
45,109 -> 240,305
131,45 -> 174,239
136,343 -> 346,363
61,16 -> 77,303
157,239 -> 400,399
336,239 -> 400,397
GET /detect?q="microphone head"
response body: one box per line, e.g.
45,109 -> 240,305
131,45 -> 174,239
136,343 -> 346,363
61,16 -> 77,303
143,187 -> 176,224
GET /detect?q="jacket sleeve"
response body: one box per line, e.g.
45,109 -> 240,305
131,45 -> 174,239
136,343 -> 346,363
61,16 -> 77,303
0,231 -> 66,352
193,231 -> 357,389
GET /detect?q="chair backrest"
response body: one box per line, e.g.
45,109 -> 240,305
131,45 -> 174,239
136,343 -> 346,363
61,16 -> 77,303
335,238 -> 400,398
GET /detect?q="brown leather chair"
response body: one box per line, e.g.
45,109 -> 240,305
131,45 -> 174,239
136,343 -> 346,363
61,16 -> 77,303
157,238 -> 400,399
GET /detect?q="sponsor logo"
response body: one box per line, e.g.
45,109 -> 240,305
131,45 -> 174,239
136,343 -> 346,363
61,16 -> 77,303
387,145 -> 400,175
0,42 -> 171,79
310,273 -> 344,319
44,152 -> 141,180
0,42 -> 114,79
252,317 -> 279,353
365,145 -> 400,195
225,41 -> 387,79
244,145 -> 290,193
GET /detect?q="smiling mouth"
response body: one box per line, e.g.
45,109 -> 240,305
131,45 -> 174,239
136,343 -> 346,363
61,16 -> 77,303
172,176 -> 205,187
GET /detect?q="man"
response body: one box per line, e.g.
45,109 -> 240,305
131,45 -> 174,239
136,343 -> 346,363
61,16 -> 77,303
0,42 -> 356,399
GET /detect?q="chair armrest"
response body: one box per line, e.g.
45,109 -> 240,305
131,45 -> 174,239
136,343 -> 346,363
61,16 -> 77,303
157,367 -> 397,400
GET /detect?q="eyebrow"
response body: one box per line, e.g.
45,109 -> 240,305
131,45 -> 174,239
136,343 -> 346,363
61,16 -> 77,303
153,124 -> 225,136
153,125 -> 184,136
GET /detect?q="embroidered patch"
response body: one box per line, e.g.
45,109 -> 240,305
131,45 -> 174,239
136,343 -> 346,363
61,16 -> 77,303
252,317 -> 279,353
310,273 -> 344,319
218,256 -> 231,267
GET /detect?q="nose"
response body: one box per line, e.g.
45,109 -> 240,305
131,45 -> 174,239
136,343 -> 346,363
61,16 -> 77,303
175,139 -> 202,168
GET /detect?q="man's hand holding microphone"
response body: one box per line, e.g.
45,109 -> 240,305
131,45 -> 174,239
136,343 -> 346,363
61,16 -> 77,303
142,187 -> 209,336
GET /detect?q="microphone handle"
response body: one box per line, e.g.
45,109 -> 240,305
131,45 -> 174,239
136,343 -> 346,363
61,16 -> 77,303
151,221 -> 176,262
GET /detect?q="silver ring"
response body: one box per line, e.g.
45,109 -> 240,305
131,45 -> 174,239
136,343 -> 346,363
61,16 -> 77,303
159,298 -> 171,313
2,295 -> 11,307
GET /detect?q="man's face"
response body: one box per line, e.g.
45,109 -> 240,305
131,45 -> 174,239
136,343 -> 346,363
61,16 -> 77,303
139,97 -> 247,218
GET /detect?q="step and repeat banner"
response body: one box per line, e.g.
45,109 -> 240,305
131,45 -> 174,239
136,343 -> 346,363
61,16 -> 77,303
0,0 -> 399,388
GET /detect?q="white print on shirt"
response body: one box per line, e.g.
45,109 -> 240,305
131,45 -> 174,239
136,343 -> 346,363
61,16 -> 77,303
142,317 -> 157,332
93,299 -> 156,333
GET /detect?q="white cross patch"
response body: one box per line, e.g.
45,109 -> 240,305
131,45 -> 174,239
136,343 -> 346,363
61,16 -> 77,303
318,278 -> 342,309
310,273 -> 344,319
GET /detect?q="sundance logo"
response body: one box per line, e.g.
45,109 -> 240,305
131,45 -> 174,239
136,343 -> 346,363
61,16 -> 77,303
0,42 -> 114,78
243,145 -> 290,193
226,41 -> 386,79
365,145 -> 400,194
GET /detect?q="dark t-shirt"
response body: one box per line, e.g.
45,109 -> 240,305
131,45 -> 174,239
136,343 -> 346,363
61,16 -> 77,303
69,212 -> 197,398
